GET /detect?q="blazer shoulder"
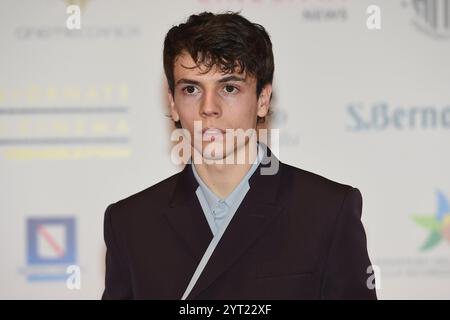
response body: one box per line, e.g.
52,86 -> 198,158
280,162 -> 356,197
278,162 -> 364,229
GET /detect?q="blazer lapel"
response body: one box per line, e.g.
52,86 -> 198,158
164,164 -> 213,261
187,147 -> 284,299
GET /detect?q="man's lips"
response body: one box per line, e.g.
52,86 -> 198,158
202,127 -> 226,141
202,127 -> 226,135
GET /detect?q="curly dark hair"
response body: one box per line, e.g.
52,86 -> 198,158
163,11 -> 274,125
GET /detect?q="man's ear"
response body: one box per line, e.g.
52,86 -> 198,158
168,90 -> 180,122
257,84 -> 272,118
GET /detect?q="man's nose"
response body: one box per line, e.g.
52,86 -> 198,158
199,90 -> 222,118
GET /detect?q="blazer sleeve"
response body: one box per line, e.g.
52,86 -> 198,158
321,188 -> 377,299
102,203 -> 133,299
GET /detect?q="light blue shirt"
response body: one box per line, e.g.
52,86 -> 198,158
191,143 -> 264,236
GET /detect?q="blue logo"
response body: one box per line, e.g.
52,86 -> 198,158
22,217 -> 77,282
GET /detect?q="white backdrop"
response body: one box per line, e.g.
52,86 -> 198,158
0,0 -> 449,299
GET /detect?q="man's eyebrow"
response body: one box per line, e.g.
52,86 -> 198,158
175,75 -> 247,86
217,75 -> 246,83
176,78 -> 201,86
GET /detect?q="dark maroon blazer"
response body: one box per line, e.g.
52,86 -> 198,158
102,147 -> 377,300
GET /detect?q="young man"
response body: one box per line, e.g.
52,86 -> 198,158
102,12 -> 377,300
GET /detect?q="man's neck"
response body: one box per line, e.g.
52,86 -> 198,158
192,143 -> 258,199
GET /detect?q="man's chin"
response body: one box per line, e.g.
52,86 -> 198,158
201,147 -> 231,164
190,142 -> 230,163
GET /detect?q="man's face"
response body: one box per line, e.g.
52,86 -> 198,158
168,51 -> 272,162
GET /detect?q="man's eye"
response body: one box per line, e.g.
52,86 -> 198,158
182,86 -> 198,95
223,85 -> 238,94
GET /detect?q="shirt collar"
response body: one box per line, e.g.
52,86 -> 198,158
191,142 -> 264,210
